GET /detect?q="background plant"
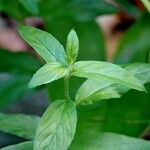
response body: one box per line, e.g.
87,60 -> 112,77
1,26 -> 150,149
0,0 -> 150,149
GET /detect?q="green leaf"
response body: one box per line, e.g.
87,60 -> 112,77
66,29 -> 79,64
70,132 -> 150,150
141,0 -> 150,13
76,82 -> 150,137
44,20 -> 106,61
76,63 -> 150,104
18,26 -> 66,64
1,141 -> 33,150
75,79 -> 122,105
34,100 -> 77,150
29,62 -> 68,88
75,63 -> 150,105
0,113 -> 40,139
45,21 -> 106,102
19,0 -> 39,15
71,61 -> 146,92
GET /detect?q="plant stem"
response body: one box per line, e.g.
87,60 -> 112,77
64,76 -> 70,100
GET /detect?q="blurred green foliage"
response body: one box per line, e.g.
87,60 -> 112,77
0,0 -> 150,149
114,14 -> 150,63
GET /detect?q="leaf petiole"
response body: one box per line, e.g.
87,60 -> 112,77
64,76 -> 70,100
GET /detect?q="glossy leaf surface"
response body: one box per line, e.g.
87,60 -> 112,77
34,100 -> 77,150
29,62 -> 68,88
76,63 -> 150,105
72,61 -> 145,92
76,79 -> 122,105
18,26 -> 66,64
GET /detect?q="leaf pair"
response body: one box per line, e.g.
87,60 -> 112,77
75,63 -> 150,105
71,61 -> 145,92
18,26 -> 145,95
18,26 -> 79,88
18,26 -> 79,65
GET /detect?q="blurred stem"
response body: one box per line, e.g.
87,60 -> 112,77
64,76 -> 70,100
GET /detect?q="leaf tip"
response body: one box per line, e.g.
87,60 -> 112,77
143,86 -> 148,93
67,28 -> 78,40
69,28 -> 77,36
139,84 -> 147,93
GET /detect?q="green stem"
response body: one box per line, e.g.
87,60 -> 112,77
64,76 -> 70,100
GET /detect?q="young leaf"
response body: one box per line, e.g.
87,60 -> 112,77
0,113 -> 40,140
70,132 -> 150,150
34,100 -> 77,150
46,21 -> 106,102
71,61 -> 146,92
29,62 -> 68,88
18,26 -> 66,65
75,63 -> 150,105
1,141 -> 33,150
66,29 -> 79,64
